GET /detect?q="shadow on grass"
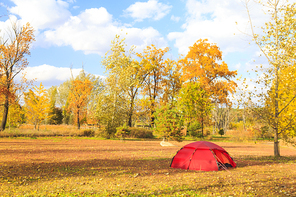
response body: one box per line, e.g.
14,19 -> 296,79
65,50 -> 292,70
0,157 -> 175,184
234,155 -> 296,167
1,154 -> 296,185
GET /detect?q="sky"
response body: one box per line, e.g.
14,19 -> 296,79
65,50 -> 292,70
0,0 -> 293,89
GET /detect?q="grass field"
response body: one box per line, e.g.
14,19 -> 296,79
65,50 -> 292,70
0,138 -> 295,196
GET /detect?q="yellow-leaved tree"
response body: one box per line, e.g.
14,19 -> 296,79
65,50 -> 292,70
137,44 -> 169,126
24,83 -> 51,130
244,0 -> 296,156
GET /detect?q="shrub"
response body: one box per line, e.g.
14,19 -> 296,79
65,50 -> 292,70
188,121 -> 202,137
129,127 -> 154,138
48,107 -> 63,125
82,129 -> 95,137
98,127 -> 116,139
115,124 -> 130,139
218,128 -> 225,137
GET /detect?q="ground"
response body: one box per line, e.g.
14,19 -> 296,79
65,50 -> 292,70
0,138 -> 295,196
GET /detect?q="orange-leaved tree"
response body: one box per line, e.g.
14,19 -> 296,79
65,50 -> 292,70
68,78 -> 93,130
0,22 -> 35,131
24,83 -> 51,131
179,39 -> 237,134
180,39 -> 237,104
137,44 -> 169,126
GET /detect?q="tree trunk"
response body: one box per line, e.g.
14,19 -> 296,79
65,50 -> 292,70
151,111 -> 155,127
274,128 -> 280,156
201,116 -> 204,138
128,101 -> 134,127
77,110 -> 80,130
128,112 -> 133,127
0,97 -> 9,131
150,100 -> 155,127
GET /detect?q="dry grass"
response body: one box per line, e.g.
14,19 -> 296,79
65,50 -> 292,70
0,138 -> 295,196
0,124 -> 101,138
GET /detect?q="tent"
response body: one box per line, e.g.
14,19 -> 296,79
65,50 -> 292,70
170,141 -> 236,171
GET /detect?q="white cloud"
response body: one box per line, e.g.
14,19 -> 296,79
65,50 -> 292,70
44,7 -> 167,55
24,64 -> 82,82
19,64 -> 106,88
9,0 -> 71,30
167,0 -> 270,56
124,0 -> 172,22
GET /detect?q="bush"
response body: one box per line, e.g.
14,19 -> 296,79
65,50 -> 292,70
218,128 -> 224,137
129,127 -> 154,138
188,121 -> 202,137
81,129 -> 95,137
115,124 -> 130,139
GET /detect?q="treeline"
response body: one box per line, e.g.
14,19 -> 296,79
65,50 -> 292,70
1,33 -> 238,140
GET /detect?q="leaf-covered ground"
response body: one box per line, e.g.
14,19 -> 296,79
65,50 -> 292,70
0,138 -> 295,196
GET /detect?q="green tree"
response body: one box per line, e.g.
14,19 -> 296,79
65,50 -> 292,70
102,35 -> 144,127
218,128 -> 224,137
154,104 -> 184,142
48,107 -> 63,125
178,82 -> 212,137
95,76 -> 128,137
57,79 -> 72,124
47,86 -> 63,125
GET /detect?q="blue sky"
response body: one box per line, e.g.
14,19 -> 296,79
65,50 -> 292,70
0,0 -> 291,90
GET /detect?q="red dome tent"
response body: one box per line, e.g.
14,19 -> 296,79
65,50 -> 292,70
170,141 -> 236,171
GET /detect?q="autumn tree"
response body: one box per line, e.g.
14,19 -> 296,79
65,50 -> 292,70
56,70 -> 100,125
0,80 -> 25,129
68,78 -> 93,130
161,59 -> 182,107
137,44 -> 169,126
0,96 -> 25,129
180,39 -> 237,104
244,0 -> 296,156
179,39 -> 237,135
0,21 -> 35,131
24,83 -> 51,130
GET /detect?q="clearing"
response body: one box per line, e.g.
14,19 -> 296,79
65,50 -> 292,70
0,138 -> 295,196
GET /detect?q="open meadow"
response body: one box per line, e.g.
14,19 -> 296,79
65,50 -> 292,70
0,138 -> 296,196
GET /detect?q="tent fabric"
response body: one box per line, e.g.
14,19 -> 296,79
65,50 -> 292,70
170,141 -> 236,171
